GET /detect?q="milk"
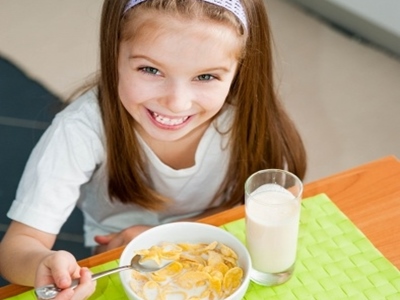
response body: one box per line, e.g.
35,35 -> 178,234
245,184 -> 301,273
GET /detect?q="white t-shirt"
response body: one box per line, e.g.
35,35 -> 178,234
7,89 -> 233,247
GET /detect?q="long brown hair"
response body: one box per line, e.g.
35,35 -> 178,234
95,0 -> 306,210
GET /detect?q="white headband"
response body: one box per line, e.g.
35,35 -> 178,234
123,0 -> 248,30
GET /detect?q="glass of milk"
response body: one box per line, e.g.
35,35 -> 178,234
245,169 -> 303,286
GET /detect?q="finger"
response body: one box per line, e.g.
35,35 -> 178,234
94,233 -> 123,251
79,268 -> 93,283
36,251 -> 80,289
70,268 -> 96,300
94,233 -> 116,245
49,288 -> 74,300
105,234 -> 125,250
44,251 -> 79,289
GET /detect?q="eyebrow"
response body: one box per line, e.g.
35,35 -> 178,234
129,55 -> 159,65
199,66 -> 232,73
129,55 -> 233,73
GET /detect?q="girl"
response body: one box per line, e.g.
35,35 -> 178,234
0,0 -> 306,298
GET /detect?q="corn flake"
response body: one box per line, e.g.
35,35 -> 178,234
130,242 -> 243,300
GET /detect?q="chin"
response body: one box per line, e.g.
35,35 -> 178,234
147,130 -> 191,143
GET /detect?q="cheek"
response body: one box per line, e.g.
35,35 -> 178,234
117,63 -> 144,108
118,85 -> 132,111
203,83 -> 232,110
118,69 -> 132,102
197,94 -> 227,118
118,89 -> 143,121
118,78 -> 144,108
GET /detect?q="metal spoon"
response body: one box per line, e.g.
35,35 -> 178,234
35,254 -> 171,300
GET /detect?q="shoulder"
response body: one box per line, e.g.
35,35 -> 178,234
61,89 -> 101,122
35,88 -> 106,164
53,88 -> 104,138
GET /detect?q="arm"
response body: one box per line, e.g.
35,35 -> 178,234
92,205 -> 229,254
0,221 -> 95,299
93,225 -> 152,254
0,221 -> 58,286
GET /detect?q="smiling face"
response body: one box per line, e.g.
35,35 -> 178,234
117,11 -> 243,145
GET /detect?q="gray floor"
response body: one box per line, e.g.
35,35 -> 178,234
0,0 -> 399,286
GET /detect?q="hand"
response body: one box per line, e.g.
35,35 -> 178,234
35,251 -> 96,300
93,225 -> 151,254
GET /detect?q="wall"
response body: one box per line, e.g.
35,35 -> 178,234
288,0 -> 400,57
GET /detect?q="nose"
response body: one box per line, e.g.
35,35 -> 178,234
161,81 -> 193,113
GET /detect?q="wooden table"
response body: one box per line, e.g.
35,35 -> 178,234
2,155 -> 399,298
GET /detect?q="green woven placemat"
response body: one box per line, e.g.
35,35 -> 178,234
222,194 -> 400,300
6,194 -> 400,299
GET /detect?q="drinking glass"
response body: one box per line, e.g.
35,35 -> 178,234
245,169 -> 303,286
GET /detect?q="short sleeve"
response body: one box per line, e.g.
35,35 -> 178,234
7,94 -> 105,234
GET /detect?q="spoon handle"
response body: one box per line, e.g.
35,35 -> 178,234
35,265 -> 131,299
86,265 -> 131,288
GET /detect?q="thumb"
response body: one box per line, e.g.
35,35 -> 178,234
41,251 -> 79,289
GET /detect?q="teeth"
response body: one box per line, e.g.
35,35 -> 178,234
152,112 -> 189,126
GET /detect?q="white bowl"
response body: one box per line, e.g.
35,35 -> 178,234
119,222 -> 251,300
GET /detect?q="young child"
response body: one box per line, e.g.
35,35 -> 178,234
0,0 -> 306,298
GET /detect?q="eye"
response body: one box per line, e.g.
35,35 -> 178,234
140,66 -> 160,75
196,74 -> 215,81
